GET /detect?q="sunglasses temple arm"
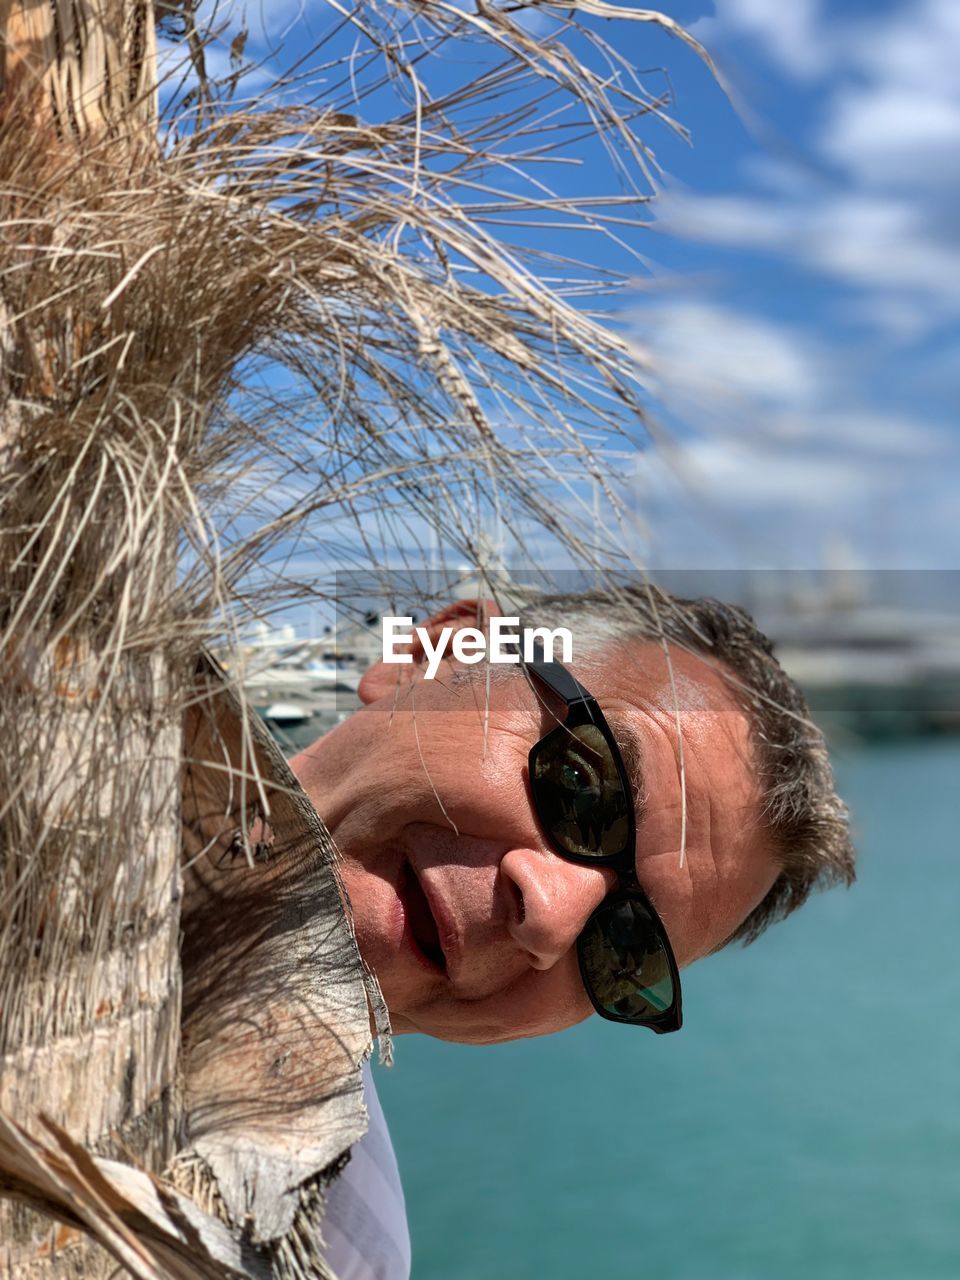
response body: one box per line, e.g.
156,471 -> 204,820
525,642 -> 593,707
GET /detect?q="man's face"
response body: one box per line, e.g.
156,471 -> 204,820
292,606 -> 780,1045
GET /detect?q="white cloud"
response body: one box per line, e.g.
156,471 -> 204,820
636,299 -> 833,413
662,0 -> 960,342
656,190 -> 800,248
819,0 -> 960,191
854,0 -> 960,96
691,0 -> 826,82
632,432 -> 960,569
637,299 -> 955,451
780,410 -> 950,458
626,298 -> 959,568
658,185 -> 960,333
656,437 -> 867,508
804,195 -> 960,305
824,86 -> 960,187
192,0 -> 309,43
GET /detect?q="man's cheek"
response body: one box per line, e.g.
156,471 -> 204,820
487,964 -> 591,1041
636,855 -> 697,966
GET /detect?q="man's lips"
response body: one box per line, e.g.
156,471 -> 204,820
398,860 -> 448,974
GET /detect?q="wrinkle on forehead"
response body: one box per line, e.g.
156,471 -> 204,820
649,669 -> 718,714
600,644 -> 773,966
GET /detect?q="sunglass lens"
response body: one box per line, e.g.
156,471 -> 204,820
579,895 -> 676,1022
531,723 -> 630,858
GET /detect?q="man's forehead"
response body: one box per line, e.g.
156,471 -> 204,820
595,639 -> 762,847
583,637 -> 746,720
593,641 -> 771,962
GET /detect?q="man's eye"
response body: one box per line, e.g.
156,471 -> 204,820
559,753 -> 599,795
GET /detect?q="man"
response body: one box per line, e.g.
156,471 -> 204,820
292,587 -> 854,1045
285,586 -> 853,1278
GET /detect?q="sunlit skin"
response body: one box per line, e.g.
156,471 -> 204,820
291,600 -> 780,1045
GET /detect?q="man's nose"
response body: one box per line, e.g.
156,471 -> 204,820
498,847 -> 618,971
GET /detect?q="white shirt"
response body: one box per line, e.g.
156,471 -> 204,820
321,1062 -> 412,1280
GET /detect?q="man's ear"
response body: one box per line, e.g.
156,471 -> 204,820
357,598 -> 502,704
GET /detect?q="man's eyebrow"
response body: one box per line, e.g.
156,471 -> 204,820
607,715 -> 645,811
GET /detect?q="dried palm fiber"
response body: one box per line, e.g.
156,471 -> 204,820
0,0 -> 711,1274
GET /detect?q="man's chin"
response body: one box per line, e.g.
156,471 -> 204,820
382,990 -> 594,1045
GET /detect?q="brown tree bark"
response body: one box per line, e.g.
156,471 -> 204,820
0,2 -> 385,1259
0,8 -> 179,1274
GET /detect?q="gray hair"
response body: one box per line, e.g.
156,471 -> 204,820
517,585 -> 855,947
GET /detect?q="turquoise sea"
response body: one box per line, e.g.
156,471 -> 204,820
373,741 -> 960,1280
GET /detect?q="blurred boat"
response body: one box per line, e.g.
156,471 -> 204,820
261,701 -> 313,725
765,605 -> 960,739
242,658 -> 360,703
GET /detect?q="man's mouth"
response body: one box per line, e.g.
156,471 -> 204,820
399,860 -> 447,974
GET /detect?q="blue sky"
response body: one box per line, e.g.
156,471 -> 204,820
622,0 -> 960,569
163,0 -> 959,583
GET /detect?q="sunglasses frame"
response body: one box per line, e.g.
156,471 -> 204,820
525,646 -> 683,1033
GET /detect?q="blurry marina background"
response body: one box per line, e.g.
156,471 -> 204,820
228,567 -> 960,751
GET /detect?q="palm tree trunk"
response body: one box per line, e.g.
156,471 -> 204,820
0,5 -> 181,1273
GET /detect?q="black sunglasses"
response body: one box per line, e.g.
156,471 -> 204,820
525,646 -> 682,1033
